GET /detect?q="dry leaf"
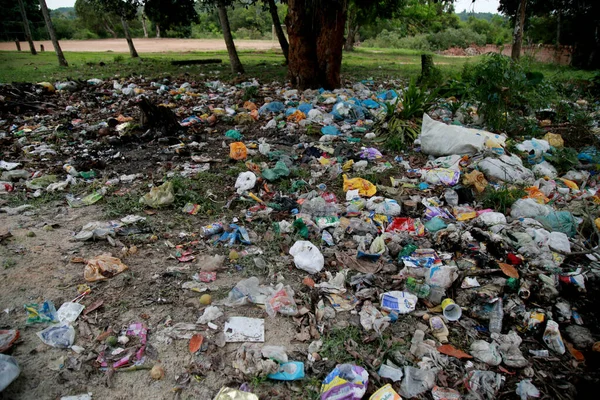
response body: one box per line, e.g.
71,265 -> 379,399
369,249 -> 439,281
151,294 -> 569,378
498,262 -> 519,278
437,344 -> 473,359
189,334 -> 204,353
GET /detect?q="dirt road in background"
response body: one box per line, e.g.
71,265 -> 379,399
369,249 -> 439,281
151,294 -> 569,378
0,38 -> 278,53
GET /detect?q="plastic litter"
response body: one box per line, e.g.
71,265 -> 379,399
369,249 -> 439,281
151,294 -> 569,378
213,387 -> 259,400
139,181 -> 174,208
289,241 -> 324,274
320,364 -> 369,400
370,384 -> 401,400
235,171 -> 257,194
267,361 -> 305,381
516,379 -> 540,400
399,366 -> 436,398
224,317 -> 264,342
0,354 -> 20,391
37,323 -> 75,348
84,254 -> 129,282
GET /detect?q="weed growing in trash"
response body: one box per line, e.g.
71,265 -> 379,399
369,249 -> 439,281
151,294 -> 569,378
2,258 -> 17,269
480,187 -> 527,214
103,190 -> 143,219
170,174 -> 222,214
321,326 -> 366,364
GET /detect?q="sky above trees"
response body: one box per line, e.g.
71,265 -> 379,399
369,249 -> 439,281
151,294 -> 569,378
46,0 -> 502,14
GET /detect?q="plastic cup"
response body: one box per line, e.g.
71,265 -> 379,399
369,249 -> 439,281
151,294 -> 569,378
441,298 -> 462,321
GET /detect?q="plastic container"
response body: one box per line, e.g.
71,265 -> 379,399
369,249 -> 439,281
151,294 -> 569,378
543,320 -> 565,354
405,277 -> 431,298
441,298 -> 462,321
429,316 -> 449,343
200,223 -> 224,237
267,361 -> 305,381
489,298 -> 503,334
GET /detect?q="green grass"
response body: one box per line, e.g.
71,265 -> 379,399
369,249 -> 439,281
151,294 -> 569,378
1,46 -> 593,85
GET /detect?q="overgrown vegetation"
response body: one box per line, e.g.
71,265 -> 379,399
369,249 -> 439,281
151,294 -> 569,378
480,187 -> 527,214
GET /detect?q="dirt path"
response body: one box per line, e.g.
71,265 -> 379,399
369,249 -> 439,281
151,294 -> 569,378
0,38 -> 278,53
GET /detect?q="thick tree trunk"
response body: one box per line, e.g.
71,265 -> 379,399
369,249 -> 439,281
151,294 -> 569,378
511,0 -> 527,61
141,15 -> 148,38
38,0 -> 67,66
17,0 -> 37,55
121,16 -> 139,58
15,40 -> 21,51
266,0 -> 288,62
217,3 -> 244,74
420,54 -> 434,80
286,0 -> 347,89
103,20 -> 118,39
156,23 -> 160,38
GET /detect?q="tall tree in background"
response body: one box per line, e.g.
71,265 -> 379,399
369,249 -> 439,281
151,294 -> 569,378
510,0 -> 526,60
91,0 -> 140,57
75,0 -> 119,38
17,0 -> 37,54
345,0 -> 406,51
38,0 -> 68,66
286,0 -> 347,89
499,0 -> 599,69
265,0 -> 288,62
144,0 -> 198,39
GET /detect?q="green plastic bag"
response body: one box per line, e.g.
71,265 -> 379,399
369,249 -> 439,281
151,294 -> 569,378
262,161 -> 290,181
139,181 -> 174,208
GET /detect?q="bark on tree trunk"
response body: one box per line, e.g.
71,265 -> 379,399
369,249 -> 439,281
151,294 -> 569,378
217,3 -> 244,74
344,6 -> 358,51
156,23 -> 160,38
511,0 -> 527,61
38,0 -> 67,66
103,20 -> 118,39
286,0 -> 347,90
266,0 -> 288,63
15,40 -> 21,51
121,16 -> 139,58
17,0 -> 37,55
419,54 -> 434,81
141,14 -> 148,38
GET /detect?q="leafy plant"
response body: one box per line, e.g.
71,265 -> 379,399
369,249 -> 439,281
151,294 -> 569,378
242,85 -> 259,101
480,187 -> 526,214
375,79 -> 437,151
544,147 -> 579,175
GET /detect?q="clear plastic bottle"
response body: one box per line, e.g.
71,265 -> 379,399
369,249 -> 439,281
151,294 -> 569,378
405,277 -> 431,298
489,298 -> 504,334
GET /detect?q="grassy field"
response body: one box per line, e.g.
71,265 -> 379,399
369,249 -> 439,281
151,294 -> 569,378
0,47 -> 595,84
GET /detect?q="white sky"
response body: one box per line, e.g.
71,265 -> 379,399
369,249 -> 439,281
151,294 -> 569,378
47,0 -> 501,14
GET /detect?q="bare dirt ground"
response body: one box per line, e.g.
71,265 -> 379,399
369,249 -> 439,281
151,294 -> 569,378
0,38 -> 278,53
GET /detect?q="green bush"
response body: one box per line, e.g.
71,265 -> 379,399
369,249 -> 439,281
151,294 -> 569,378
72,29 -> 99,40
462,53 -> 557,133
427,28 -> 486,50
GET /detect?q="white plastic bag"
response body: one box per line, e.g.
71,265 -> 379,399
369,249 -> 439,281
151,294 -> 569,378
420,114 -> 505,156
0,354 -> 20,391
235,171 -> 257,194
478,155 -> 535,184
532,161 -> 557,179
289,241 -> 324,274
366,197 -> 401,216
477,212 -> 507,226
510,198 -> 551,219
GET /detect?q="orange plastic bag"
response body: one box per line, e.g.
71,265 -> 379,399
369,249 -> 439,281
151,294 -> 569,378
286,110 -> 306,123
84,254 -> 128,282
229,142 -> 248,160
524,186 -> 549,203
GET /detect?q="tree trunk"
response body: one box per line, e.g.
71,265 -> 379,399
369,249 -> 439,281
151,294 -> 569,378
141,14 -> 148,38
38,0 -> 67,66
121,16 -> 139,58
156,23 -> 160,38
17,0 -> 37,55
556,11 -> 560,46
344,6 -> 358,51
266,0 -> 288,62
15,40 -> 21,51
511,0 -> 527,61
419,54 -> 434,82
103,19 -> 118,38
286,0 -> 347,90
217,2 -> 244,74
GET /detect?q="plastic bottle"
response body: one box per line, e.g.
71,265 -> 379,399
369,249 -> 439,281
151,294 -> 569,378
405,277 -> 431,298
429,316 -> 449,343
489,298 -> 504,334
200,222 -> 224,237
543,320 -> 565,354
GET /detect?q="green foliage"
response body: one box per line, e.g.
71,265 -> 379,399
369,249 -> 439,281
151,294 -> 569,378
481,187 -> 527,214
545,147 -> 579,175
375,79 -> 437,151
363,27 -> 487,51
462,53 -> 557,134
242,85 -> 259,101
427,28 -> 486,50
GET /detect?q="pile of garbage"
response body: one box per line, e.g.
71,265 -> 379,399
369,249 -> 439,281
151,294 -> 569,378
0,76 -> 599,399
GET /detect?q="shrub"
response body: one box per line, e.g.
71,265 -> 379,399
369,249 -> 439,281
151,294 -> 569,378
427,28 -> 486,50
72,29 -> 99,40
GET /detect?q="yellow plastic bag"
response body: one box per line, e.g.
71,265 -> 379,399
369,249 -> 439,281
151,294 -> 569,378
230,142 -> 248,160
462,170 -> 488,193
84,254 -> 128,282
558,178 -> 579,190
595,218 -> 600,231
342,174 -> 376,197
543,132 -> 564,148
